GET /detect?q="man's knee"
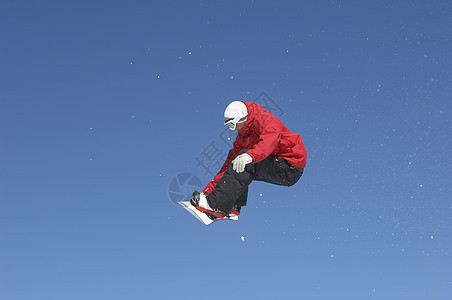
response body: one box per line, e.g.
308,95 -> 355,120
227,149 -> 252,173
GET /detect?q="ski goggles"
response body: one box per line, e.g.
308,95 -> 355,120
224,115 -> 247,130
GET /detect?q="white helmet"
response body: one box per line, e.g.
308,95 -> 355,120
224,101 -> 248,130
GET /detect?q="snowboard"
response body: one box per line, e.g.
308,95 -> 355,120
177,201 -> 238,225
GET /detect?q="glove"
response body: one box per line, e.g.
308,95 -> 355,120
232,153 -> 253,173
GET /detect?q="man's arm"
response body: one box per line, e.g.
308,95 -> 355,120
202,146 -> 241,194
246,124 -> 281,163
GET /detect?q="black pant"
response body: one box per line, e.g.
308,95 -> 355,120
207,150 -> 303,214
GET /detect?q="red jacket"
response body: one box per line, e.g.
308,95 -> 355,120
203,102 -> 307,194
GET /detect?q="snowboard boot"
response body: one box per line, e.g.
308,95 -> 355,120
191,191 -> 226,219
230,204 -> 241,216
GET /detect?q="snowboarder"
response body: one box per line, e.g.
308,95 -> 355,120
191,101 -> 307,221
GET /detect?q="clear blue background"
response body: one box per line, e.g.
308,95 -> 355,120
1,1 -> 451,299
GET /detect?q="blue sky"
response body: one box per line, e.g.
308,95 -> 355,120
1,0 -> 451,299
